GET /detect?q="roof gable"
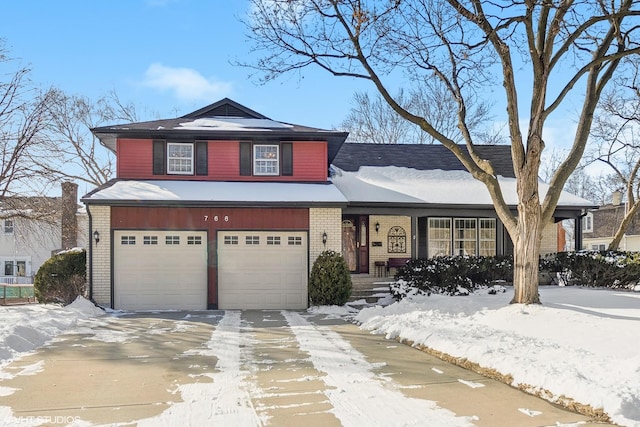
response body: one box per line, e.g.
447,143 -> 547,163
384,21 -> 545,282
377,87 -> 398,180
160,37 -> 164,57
181,98 -> 268,120
332,143 -> 515,178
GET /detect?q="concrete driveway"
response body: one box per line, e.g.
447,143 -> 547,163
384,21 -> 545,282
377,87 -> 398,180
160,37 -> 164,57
0,310 -> 605,427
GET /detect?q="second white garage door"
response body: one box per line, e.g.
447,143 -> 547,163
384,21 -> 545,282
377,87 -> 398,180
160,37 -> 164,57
114,230 -> 208,311
217,231 -> 308,309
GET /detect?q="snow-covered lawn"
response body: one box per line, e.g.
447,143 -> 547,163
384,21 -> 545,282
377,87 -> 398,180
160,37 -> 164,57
356,286 -> 640,427
0,287 -> 638,426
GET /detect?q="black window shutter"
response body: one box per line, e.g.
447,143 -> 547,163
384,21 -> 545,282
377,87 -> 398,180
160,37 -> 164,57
195,141 -> 208,175
152,140 -> 166,175
281,143 -> 293,176
239,142 -> 251,176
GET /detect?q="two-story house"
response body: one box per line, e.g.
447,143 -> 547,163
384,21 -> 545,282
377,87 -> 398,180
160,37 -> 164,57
83,98 -> 594,311
0,182 -> 88,283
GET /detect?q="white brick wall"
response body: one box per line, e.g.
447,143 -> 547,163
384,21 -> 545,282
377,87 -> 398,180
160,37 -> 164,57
309,208 -> 342,271
369,215 -> 412,267
88,205 -> 111,306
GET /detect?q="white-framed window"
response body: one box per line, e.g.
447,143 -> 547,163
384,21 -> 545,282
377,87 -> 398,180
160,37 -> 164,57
4,220 -> 14,235
143,236 -> 158,245
479,219 -> 497,256
166,235 -> 180,245
428,218 -> 451,258
288,236 -> 302,246
224,235 -> 238,245
583,212 -> 593,233
121,236 -> 136,245
246,235 -> 260,245
591,243 -> 606,251
267,236 -> 281,245
167,142 -> 194,175
253,145 -> 279,175
187,236 -> 202,245
454,218 -> 477,256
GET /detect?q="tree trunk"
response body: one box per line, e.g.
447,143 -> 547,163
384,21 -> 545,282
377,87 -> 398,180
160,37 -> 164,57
510,183 -> 543,305
609,202 -> 640,250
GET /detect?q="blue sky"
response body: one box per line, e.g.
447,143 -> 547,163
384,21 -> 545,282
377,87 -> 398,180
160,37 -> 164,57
2,0 -> 372,130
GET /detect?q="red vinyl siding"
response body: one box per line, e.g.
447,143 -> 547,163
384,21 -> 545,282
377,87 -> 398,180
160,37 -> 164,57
111,206 -> 310,308
117,139 -> 328,182
292,141 -> 327,181
117,139 -> 153,178
210,141 -> 240,179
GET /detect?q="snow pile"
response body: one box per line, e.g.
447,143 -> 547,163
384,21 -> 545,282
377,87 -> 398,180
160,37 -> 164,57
0,297 -> 104,365
356,287 -> 640,427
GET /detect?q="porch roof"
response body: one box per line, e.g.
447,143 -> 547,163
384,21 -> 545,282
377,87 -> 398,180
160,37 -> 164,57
331,166 -> 596,210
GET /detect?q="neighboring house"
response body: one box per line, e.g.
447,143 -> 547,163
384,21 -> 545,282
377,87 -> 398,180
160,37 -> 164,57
582,200 -> 640,251
82,98 -> 595,311
0,182 -> 88,283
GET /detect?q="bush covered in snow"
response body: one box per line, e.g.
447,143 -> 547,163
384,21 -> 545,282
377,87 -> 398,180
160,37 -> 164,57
308,250 -> 352,306
540,250 -> 640,289
393,255 -> 513,298
34,248 -> 86,305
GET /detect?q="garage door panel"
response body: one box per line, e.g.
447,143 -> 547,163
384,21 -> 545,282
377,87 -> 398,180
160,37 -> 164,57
218,231 -> 308,310
114,231 -> 207,311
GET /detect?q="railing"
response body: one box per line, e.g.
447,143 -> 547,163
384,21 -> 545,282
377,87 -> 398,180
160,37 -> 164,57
0,281 -> 35,305
0,276 -> 34,285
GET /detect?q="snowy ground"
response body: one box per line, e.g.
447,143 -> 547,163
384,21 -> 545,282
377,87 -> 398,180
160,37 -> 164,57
356,286 -> 640,427
0,287 -> 638,426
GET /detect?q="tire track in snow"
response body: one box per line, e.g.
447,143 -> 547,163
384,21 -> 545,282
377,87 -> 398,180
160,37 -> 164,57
282,311 -> 474,427
137,310 -> 262,427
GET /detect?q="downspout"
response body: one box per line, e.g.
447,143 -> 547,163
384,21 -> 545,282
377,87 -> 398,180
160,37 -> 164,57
86,204 -> 93,302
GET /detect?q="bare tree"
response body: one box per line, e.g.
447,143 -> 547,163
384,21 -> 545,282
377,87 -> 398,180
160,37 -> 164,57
34,90 -> 139,188
589,60 -> 640,249
0,40 -> 54,199
341,81 -> 493,144
244,0 -> 640,304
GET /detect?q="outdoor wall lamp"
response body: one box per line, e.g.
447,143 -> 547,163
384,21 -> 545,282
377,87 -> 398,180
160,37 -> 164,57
93,230 -> 100,245
322,231 -> 328,246
375,222 -> 380,233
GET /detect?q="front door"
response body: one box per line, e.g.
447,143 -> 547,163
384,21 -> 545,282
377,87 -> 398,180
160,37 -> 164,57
342,215 -> 369,273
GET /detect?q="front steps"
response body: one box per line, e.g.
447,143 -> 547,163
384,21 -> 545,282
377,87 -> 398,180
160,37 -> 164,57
348,274 -> 394,305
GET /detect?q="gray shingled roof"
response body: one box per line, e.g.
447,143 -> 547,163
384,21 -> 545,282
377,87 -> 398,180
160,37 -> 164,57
91,98 -> 349,163
332,143 -> 515,178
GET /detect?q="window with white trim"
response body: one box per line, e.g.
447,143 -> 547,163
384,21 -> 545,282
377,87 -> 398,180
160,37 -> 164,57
454,218 -> 477,256
143,236 -> 158,245
121,236 -> 136,245
246,236 -> 260,245
167,143 -> 194,175
267,236 -> 281,245
4,220 -> 13,235
165,235 -> 180,245
428,218 -> 451,258
187,236 -> 202,245
253,145 -> 279,175
583,212 -> 593,233
591,243 -> 606,251
224,235 -> 238,245
479,219 -> 497,256
288,236 -> 302,246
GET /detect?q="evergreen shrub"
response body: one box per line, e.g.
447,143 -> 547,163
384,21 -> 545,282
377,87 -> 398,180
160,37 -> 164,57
392,255 -> 513,299
308,250 -> 352,306
34,249 -> 86,305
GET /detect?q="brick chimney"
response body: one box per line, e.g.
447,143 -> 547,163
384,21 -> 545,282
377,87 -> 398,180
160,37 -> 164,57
61,181 -> 78,249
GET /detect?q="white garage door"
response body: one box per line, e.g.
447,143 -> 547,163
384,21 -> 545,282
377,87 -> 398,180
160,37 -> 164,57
114,230 -> 208,310
217,231 -> 308,309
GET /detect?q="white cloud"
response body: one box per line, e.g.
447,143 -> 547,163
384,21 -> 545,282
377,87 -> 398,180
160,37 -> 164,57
142,63 -> 233,102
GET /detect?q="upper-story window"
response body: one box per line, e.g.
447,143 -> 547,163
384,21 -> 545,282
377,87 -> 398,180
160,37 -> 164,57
167,143 -> 194,175
4,220 -> 14,235
253,145 -> 279,175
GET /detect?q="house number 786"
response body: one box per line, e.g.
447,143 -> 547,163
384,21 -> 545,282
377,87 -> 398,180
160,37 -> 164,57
204,215 -> 229,222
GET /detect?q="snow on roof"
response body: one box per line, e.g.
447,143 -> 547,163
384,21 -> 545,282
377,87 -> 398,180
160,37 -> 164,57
85,180 -> 347,204
331,166 -> 593,207
177,117 -> 294,131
